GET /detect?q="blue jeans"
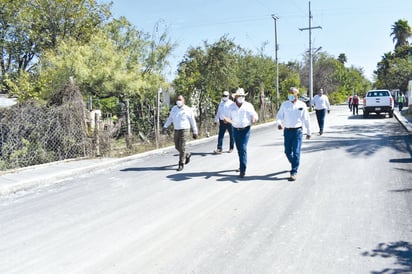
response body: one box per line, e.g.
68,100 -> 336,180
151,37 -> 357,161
233,126 -> 251,173
217,120 -> 234,150
283,128 -> 303,175
315,109 -> 326,132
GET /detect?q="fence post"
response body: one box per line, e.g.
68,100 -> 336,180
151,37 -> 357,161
94,112 -> 100,156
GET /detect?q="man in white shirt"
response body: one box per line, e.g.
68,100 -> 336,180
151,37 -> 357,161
311,88 -> 330,135
224,88 -> 258,178
163,95 -> 198,171
276,87 -> 311,181
214,91 -> 234,154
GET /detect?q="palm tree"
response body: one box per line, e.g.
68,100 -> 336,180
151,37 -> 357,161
390,19 -> 412,49
337,53 -> 347,64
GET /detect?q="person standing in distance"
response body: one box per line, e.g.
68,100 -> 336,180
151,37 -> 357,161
214,90 -> 234,154
163,95 -> 198,171
276,87 -> 311,181
352,94 -> 359,115
224,88 -> 258,178
398,93 -> 405,112
311,88 -> 330,135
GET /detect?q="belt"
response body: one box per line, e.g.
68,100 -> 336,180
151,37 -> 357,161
233,126 -> 250,131
285,127 -> 302,130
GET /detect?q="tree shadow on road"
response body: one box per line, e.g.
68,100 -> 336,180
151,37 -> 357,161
166,169 -> 290,183
361,241 -> 412,274
303,123 -> 412,159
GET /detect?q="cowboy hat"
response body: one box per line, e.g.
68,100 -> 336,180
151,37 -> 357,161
232,88 -> 248,97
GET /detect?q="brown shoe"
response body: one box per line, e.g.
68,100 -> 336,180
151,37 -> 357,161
288,174 -> 296,181
228,149 -> 233,153
214,149 -> 222,154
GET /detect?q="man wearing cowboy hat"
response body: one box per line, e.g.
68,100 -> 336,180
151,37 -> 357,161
224,88 -> 258,178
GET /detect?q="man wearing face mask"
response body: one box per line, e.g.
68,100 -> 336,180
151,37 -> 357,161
224,88 -> 258,178
214,91 -> 234,154
163,95 -> 198,171
276,87 -> 311,181
311,88 -> 330,135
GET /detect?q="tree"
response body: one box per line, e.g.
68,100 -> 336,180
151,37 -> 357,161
174,35 -> 240,132
0,0 -> 111,91
337,53 -> 347,64
375,55 -> 412,91
390,19 -> 412,49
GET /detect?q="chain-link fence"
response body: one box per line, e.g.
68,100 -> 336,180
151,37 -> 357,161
0,84 -> 276,171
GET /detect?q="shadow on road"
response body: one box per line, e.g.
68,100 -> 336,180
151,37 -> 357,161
389,188 -> 412,193
361,241 -> 412,274
304,123 -> 412,159
166,169 -> 291,183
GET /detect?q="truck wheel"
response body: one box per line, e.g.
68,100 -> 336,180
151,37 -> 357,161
389,110 -> 393,118
363,111 -> 368,118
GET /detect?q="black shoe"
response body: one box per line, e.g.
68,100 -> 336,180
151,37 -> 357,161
176,162 -> 184,171
319,130 -> 323,135
239,172 -> 245,178
185,152 -> 191,164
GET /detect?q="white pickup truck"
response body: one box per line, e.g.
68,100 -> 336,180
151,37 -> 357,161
363,89 -> 394,118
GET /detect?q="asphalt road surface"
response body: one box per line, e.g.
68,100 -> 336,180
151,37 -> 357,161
1,105 -> 411,274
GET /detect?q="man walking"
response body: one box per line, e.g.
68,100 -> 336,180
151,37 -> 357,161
214,91 -> 234,154
276,87 -> 311,181
163,95 -> 198,171
224,88 -> 258,178
311,88 -> 330,135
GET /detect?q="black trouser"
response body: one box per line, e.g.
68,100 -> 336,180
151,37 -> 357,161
399,102 -> 404,111
352,104 -> 358,115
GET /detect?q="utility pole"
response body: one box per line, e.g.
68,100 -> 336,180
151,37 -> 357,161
299,1 -> 321,111
272,14 -> 279,110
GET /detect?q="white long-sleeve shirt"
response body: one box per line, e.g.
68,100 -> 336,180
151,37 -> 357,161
311,94 -> 330,110
164,105 -> 198,134
214,99 -> 234,122
226,101 -> 258,128
276,100 -> 311,135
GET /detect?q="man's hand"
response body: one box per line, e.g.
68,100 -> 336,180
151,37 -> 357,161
223,117 -> 232,124
277,124 -> 283,130
327,110 -> 330,114
161,128 -> 167,135
193,134 -> 198,139
306,134 -> 311,140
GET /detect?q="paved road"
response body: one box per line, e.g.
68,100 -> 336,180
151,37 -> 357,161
1,105 -> 411,274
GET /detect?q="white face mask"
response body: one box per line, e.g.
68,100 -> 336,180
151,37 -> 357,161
237,97 -> 245,104
222,97 -> 228,102
288,95 -> 295,102
176,100 -> 183,107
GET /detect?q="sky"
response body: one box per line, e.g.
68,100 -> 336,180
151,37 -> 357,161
108,0 -> 411,82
